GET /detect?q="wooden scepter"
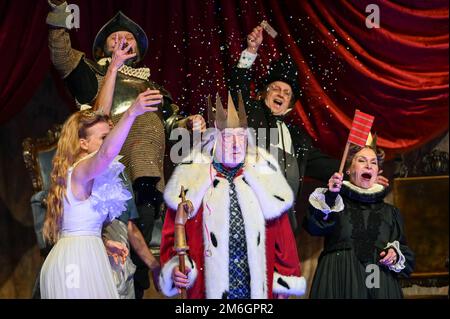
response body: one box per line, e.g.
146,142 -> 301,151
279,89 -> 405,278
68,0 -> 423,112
174,186 -> 190,299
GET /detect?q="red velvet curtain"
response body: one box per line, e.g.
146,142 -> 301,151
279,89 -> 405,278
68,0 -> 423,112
282,0 -> 449,158
0,2 -> 51,123
0,0 -> 448,158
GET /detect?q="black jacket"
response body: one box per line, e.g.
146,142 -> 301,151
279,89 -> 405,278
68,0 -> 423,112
229,66 -> 339,229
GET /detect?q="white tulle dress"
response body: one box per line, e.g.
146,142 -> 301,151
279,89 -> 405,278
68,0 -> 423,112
40,155 -> 132,299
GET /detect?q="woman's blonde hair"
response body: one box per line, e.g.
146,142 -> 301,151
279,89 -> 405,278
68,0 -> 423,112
43,110 -> 110,244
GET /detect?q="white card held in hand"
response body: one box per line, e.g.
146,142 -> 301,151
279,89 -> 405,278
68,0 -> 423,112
260,20 -> 278,38
193,119 -> 201,131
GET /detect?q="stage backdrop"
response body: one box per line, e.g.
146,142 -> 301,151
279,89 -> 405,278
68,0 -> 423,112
0,0 -> 448,157
0,0 -> 448,298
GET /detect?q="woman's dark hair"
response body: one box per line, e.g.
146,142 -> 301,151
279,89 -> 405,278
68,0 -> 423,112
345,145 -> 385,170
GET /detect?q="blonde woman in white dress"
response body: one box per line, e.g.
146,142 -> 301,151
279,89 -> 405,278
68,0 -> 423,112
40,38 -> 162,298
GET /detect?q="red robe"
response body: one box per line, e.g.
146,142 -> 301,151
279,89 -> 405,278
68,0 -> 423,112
159,148 -> 306,299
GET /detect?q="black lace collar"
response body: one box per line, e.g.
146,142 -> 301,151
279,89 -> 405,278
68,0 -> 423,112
340,181 -> 388,204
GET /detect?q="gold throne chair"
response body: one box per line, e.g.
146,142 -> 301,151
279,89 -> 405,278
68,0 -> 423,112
22,125 -> 62,256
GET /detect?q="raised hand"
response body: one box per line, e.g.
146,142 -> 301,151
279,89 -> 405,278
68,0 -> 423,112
128,89 -> 162,117
246,25 -> 263,54
328,172 -> 343,192
186,114 -> 207,133
110,34 -> 137,71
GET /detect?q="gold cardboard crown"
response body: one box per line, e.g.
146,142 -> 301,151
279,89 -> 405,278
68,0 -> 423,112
207,91 -> 248,130
366,132 -> 378,149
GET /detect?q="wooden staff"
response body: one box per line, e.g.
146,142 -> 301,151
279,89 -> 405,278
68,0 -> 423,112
174,186 -> 190,299
338,142 -> 351,174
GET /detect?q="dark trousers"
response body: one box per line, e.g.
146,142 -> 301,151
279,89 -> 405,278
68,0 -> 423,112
31,267 -> 41,299
131,177 -> 163,299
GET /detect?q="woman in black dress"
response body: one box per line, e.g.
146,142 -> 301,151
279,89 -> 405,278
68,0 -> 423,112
304,144 -> 415,298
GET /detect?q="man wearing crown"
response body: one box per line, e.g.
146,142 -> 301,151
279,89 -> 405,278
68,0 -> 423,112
158,93 -> 306,299
46,1 -> 205,298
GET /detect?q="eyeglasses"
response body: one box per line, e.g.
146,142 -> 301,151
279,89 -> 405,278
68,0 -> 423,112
220,131 -> 247,147
268,84 -> 292,98
221,130 -> 247,139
